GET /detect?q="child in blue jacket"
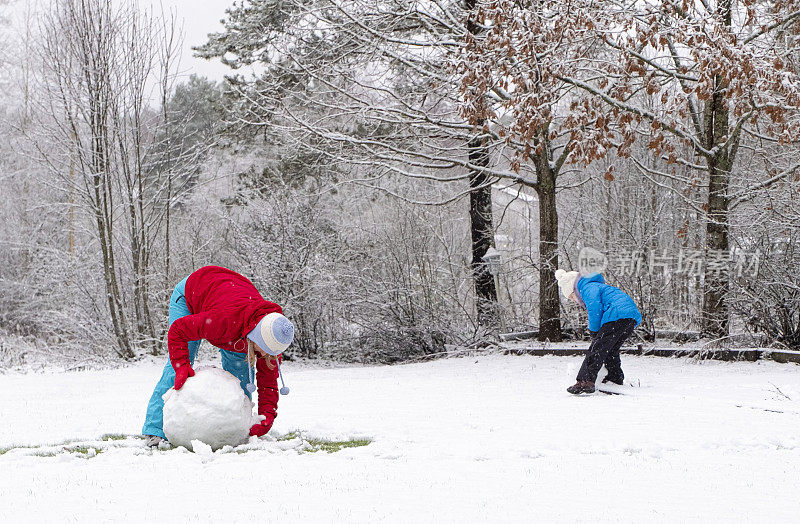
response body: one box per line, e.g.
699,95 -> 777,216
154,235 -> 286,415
555,269 -> 642,394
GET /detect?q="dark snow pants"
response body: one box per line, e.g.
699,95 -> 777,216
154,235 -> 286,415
576,318 -> 637,383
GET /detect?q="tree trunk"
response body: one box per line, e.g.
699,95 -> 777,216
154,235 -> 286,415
468,136 -> 499,327
465,0 -> 498,328
700,2 -> 732,339
92,171 -> 134,360
535,159 -> 562,341
161,85 -> 174,354
701,153 -> 730,338
90,91 -> 134,360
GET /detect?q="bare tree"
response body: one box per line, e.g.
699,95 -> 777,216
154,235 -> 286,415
30,0 -> 194,358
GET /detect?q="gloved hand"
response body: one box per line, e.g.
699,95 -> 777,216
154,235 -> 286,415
249,414 -> 275,437
174,363 -> 195,390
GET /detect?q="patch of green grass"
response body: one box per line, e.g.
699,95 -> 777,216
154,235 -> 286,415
0,442 -> 107,458
277,431 -> 301,441
64,445 -> 101,456
277,430 -> 371,453
304,437 -> 372,454
100,433 -> 128,441
31,451 -> 58,458
0,443 -> 42,455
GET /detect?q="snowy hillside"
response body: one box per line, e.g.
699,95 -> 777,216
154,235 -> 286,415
1,354 -> 798,522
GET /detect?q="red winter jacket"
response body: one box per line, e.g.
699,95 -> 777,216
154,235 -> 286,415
167,266 -> 284,422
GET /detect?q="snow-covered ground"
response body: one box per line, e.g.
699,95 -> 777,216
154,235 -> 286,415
1,354 -> 799,522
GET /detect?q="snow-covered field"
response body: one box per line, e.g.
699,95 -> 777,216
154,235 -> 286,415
1,354 -> 799,523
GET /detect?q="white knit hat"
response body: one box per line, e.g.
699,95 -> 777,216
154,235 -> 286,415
554,269 -> 580,299
247,312 -> 295,356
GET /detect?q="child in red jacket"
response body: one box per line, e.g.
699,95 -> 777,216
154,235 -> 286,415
142,266 -> 295,447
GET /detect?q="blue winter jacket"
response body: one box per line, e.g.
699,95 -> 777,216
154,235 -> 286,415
575,273 -> 642,332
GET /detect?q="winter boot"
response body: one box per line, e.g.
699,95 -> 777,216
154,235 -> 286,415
144,435 -> 165,448
566,380 -> 596,395
601,375 -> 624,386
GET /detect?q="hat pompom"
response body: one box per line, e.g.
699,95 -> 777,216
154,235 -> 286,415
554,269 -> 566,280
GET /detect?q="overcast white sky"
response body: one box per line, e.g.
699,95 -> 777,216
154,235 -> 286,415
5,0 -> 237,81
142,0 -> 235,81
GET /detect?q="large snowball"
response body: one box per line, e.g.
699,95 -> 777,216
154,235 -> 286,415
162,366 -> 261,451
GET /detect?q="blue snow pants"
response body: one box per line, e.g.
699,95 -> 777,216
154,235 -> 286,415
142,276 -> 254,439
